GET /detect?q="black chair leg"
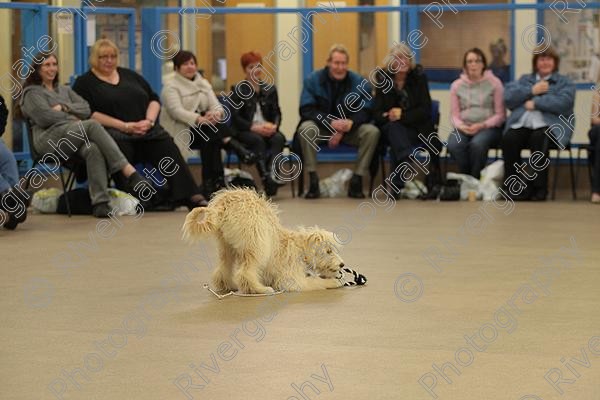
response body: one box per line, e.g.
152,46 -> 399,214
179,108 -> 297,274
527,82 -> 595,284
569,149 -> 576,200
287,155 -> 296,198
551,152 -> 559,201
380,149 -> 387,192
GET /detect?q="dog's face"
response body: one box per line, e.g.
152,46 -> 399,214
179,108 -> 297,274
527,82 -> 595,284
302,229 -> 345,279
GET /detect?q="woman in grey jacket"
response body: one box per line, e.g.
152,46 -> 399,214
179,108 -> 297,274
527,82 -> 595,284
21,54 -> 147,217
501,46 -> 575,201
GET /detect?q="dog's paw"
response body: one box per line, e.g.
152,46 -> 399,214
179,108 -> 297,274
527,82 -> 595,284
340,267 -> 367,286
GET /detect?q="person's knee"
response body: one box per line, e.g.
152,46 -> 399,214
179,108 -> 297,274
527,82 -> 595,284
81,142 -> 102,161
360,124 -> 380,144
81,119 -> 104,133
297,121 -> 319,142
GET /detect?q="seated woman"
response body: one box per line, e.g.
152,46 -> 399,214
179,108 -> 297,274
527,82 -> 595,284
373,43 -> 443,199
502,45 -> 575,201
588,86 -> 600,203
447,48 -> 505,179
229,51 -> 286,196
20,53 -> 149,218
73,39 -> 207,209
0,93 -> 26,229
160,50 -> 254,198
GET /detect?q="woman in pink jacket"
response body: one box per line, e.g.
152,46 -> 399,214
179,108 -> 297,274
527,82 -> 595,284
447,48 -> 505,179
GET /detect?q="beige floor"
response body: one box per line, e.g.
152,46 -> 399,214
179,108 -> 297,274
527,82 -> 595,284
1,194 -> 599,400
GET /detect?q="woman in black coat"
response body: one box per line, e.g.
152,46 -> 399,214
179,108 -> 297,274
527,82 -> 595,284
373,43 -> 442,197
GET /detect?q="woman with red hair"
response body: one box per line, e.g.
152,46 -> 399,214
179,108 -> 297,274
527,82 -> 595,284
229,51 -> 286,197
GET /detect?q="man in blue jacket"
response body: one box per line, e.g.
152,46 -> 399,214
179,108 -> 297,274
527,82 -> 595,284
296,44 -> 380,199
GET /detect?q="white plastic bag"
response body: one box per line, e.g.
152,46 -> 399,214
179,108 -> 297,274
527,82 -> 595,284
319,168 -> 353,197
480,160 -> 504,201
107,189 -> 140,216
400,179 -> 427,199
31,188 -> 62,213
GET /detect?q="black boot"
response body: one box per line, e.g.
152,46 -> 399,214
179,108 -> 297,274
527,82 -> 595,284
256,158 -> 278,197
202,175 -> 226,199
225,138 -> 257,165
348,174 -> 365,199
305,172 -> 320,199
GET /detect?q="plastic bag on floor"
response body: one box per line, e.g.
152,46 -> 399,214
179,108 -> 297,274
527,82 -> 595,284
107,188 -> 140,216
480,160 -> 504,185
400,179 -> 427,199
31,188 -> 62,213
480,160 -> 504,201
319,168 -> 353,197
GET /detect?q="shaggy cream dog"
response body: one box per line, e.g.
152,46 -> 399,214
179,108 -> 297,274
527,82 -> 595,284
182,188 -> 349,294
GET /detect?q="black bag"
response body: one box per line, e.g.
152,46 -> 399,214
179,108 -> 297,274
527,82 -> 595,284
439,179 -> 461,201
57,188 -> 93,215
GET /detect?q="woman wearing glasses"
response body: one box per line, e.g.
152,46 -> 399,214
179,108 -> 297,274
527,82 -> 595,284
447,48 -> 505,179
73,39 -> 207,210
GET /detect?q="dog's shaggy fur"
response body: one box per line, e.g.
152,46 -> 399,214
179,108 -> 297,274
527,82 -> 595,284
182,188 -> 346,294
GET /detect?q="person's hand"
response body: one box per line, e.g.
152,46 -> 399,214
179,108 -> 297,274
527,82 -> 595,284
127,121 -> 150,135
250,123 -> 270,137
263,122 -> 277,136
525,100 -> 535,111
388,107 -> 402,122
204,111 -> 221,124
342,119 -> 353,132
330,119 -> 346,132
328,131 -> 343,148
52,104 -> 63,112
460,124 -> 473,135
531,80 -> 549,96
470,122 -> 485,134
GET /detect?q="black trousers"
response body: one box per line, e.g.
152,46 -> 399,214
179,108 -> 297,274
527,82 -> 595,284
589,125 -> 600,193
236,130 -> 286,165
382,122 -> 442,187
501,127 -> 550,196
192,123 -> 234,187
113,134 -> 199,203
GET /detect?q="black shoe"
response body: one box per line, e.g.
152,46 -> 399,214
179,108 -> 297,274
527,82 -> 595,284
202,176 -> 226,199
92,202 -> 112,218
305,172 -> 320,199
124,172 -> 150,195
182,194 -> 209,210
419,184 -> 441,201
264,178 -> 279,197
2,211 -> 18,230
531,190 -> 547,201
0,190 -> 27,224
226,138 -> 257,165
508,186 -> 533,201
347,174 -> 365,199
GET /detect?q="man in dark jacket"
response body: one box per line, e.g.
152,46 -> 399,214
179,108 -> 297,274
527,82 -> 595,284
296,44 -> 380,199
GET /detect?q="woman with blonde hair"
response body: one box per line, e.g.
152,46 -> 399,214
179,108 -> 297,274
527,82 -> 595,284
73,39 -> 207,209
21,53 -> 150,218
373,43 -> 442,198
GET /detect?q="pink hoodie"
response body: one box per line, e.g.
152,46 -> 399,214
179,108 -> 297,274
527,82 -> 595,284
450,70 -> 505,130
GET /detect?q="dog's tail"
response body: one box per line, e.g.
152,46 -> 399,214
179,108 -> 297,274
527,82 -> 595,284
182,206 -> 216,243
